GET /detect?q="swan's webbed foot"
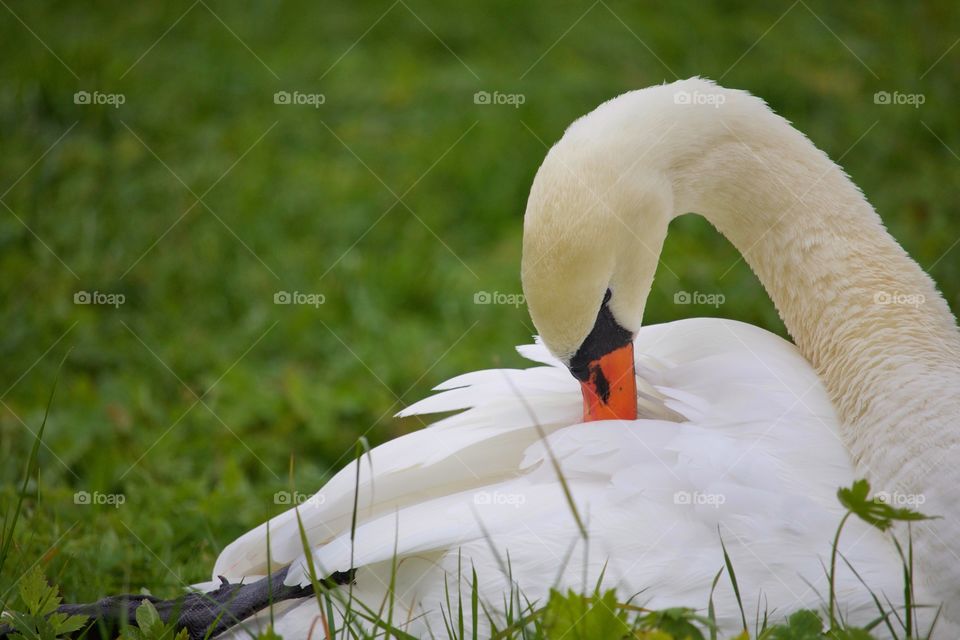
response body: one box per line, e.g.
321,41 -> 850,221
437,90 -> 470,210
0,565 -> 353,640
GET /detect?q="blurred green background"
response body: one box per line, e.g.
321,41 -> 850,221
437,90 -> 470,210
1,0 -> 958,601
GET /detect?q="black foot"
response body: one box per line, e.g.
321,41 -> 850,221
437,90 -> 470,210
0,565 -> 354,640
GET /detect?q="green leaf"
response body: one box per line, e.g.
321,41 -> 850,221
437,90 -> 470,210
541,589 -> 631,640
5,569 -> 89,640
135,599 -> 163,635
762,610 -> 823,639
117,599 -> 188,640
634,631 -> 676,640
826,629 -> 875,640
837,480 -> 933,531
637,607 -> 708,640
118,627 -> 146,640
47,611 -> 90,636
18,566 -> 58,616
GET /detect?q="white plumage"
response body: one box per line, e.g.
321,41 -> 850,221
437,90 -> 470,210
214,319 -> 931,637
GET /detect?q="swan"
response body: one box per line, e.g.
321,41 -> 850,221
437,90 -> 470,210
206,78 -> 960,638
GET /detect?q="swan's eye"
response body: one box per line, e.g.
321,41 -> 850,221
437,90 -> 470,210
569,361 -> 590,381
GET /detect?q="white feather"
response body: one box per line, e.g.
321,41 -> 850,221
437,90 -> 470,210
213,319 -> 933,638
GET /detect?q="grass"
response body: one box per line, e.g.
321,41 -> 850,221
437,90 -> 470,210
1,0 -> 959,633
4,425 -> 936,640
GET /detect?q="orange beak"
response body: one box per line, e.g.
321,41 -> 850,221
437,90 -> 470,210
580,342 -> 638,422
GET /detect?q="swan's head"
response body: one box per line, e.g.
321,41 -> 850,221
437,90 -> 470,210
521,107 -> 674,422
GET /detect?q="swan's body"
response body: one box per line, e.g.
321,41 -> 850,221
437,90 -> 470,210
212,79 -> 960,637
215,320 -> 933,637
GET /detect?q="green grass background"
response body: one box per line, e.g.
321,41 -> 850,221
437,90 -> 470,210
1,0 -> 958,603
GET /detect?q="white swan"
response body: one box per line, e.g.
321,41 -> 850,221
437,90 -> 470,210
213,79 -> 960,638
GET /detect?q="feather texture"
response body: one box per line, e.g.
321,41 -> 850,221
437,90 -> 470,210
213,319 -> 932,638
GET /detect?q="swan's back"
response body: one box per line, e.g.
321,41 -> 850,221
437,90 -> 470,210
213,318 -> 928,637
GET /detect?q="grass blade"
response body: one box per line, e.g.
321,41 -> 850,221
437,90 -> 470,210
707,567 -> 722,640
718,528 -> 747,632
0,348 -> 70,597
471,565 -> 478,640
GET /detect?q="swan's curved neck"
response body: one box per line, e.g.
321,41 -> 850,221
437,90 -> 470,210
528,81 -> 960,612
568,81 -> 960,610
565,82 -> 960,486
666,102 -> 960,471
